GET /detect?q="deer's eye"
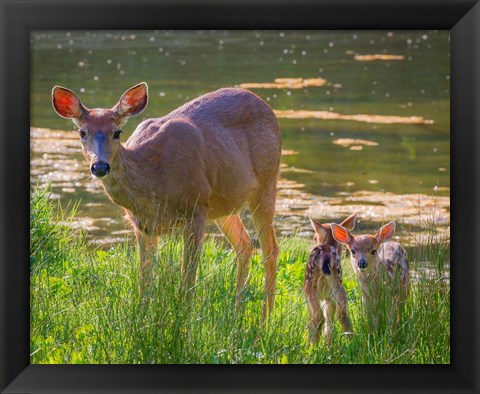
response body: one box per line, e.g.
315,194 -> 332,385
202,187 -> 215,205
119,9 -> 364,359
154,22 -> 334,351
79,130 -> 87,140
371,249 -> 376,256
113,130 -> 122,140
351,249 -> 356,255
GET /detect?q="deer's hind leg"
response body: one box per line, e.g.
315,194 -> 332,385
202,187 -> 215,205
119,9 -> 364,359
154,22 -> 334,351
248,182 -> 279,319
305,276 -> 323,345
216,214 -> 253,306
323,300 -> 336,345
333,286 -> 353,336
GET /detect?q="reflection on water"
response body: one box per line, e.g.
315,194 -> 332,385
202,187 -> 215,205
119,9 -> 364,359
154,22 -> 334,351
30,30 -> 450,246
353,54 -> 405,61
239,77 -> 328,89
31,127 -> 449,247
273,109 -> 433,124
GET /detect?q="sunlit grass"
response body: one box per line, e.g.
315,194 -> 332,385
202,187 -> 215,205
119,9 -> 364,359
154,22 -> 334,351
30,186 -> 450,364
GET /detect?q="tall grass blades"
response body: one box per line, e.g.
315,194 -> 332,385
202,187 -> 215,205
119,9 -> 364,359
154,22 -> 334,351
30,186 -> 450,364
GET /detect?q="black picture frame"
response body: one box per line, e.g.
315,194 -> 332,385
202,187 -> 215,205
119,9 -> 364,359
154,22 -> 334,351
1,0 -> 479,393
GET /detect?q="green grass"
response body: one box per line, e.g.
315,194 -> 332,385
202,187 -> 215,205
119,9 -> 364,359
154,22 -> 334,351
30,186 -> 450,364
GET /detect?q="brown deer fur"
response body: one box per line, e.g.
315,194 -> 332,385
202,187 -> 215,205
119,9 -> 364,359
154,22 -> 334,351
52,82 -> 281,316
330,221 -> 409,318
304,215 -> 355,344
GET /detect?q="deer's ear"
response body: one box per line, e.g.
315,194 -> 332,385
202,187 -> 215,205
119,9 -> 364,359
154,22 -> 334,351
309,217 -> 328,240
114,82 -> 148,118
331,223 -> 353,246
340,212 -> 356,231
52,86 -> 86,120
375,221 -> 396,243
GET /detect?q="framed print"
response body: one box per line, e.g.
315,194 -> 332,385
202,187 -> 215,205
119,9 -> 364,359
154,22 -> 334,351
1,0 -> 479,393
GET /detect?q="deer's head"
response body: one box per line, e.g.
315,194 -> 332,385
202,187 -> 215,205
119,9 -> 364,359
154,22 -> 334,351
52,82 -> 148,178
309,213 -> 356,255
331,221 -> 396,271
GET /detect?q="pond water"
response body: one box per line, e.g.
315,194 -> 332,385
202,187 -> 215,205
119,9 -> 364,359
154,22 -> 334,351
30,30 -> 450,246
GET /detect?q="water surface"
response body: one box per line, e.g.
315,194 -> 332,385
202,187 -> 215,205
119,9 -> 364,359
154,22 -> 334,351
30,30 -> 450,245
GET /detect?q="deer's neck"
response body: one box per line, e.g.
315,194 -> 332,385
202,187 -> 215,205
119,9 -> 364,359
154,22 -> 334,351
100,145 -> 146,213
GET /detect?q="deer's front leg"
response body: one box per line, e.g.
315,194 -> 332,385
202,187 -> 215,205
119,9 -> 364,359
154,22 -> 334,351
134,227 -> 158,299
181,214 -> 206,296
361,279 -> 381,328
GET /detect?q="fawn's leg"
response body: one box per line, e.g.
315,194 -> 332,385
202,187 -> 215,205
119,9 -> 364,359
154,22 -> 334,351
249,185 -> 279,320
334,286 -> 353,336
304,275 -> 323,345
363,279 -> 381,329
135,228 -> 158,298
181,214 -> 206,296
392,267 -> 409,323
216,214 -> 253,306
323,300 -> 336,345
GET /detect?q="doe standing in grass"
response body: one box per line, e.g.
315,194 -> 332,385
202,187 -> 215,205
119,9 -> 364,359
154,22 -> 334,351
51,82 -> 281,317
330,221 -> 409,322
304,214 -> 356,345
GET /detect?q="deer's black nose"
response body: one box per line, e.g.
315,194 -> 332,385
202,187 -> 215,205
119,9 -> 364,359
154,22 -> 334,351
91,161 -> 110,177
358,259 -> 367,269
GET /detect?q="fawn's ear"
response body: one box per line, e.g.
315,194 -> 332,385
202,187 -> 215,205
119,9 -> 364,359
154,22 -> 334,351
52,86 -> 86,122
331,223 -> 353,246
340,212 -> 356,231
113,82 -> 148,119
375,221 -> 396,243
309,217 -> 329,240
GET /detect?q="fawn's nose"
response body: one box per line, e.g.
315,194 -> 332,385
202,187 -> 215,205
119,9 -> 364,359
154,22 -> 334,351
358,259 -> 367,269
91,161 -> 110,178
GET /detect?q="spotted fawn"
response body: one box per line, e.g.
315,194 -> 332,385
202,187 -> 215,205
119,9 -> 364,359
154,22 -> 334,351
331,221 -> 409,323
304,214 -> 355,345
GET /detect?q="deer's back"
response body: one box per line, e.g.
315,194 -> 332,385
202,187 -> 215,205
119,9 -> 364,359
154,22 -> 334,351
127,88 -> 280,172
127,88 -> 279,149
123,88 -> 281,219
304,245 -> 344,300
378,242 -> 409,279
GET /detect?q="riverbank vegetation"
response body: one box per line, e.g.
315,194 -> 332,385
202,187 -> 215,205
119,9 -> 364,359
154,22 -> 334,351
30,186 -> 450,364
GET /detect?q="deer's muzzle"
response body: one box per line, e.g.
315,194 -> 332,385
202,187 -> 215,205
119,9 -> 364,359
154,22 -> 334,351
91,161 -> 110,178
358,258 -> 367,269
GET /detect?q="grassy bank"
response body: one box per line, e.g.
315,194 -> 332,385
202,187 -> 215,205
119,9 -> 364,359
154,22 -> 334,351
30,187 -> 450,364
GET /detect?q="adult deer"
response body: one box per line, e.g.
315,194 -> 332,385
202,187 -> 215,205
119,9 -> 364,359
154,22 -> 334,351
52,82 -> 281,316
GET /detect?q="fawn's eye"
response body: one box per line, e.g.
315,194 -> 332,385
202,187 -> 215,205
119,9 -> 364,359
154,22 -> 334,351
371,249 -> 376,256
351,249 -> 356,255
79,130 -> 87,140
113,130 -> 122,140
